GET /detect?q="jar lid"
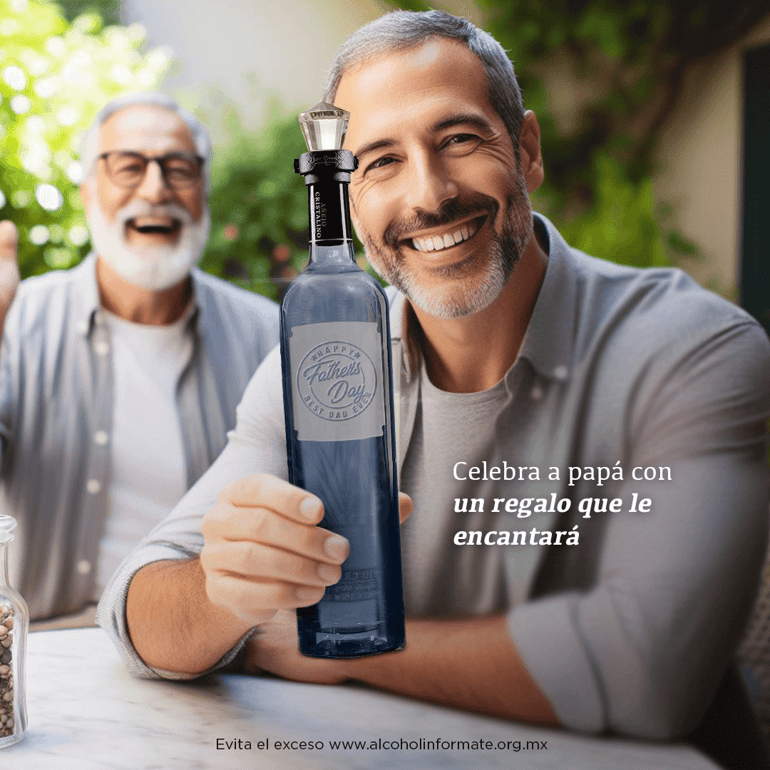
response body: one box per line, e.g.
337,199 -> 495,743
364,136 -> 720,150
0,515 -> 16,544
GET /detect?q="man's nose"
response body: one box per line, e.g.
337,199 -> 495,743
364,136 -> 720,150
404,152 -> 458,214
133,159 -> 173,204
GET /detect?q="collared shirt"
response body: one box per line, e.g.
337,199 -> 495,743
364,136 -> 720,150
1,254 -> 279,619
99,215 -> 770,739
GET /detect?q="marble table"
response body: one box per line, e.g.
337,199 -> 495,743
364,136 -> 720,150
4,627 -> 720,769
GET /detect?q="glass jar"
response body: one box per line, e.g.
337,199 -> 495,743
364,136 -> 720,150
0,515 -> 27,748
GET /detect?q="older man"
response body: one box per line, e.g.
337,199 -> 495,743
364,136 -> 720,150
101,12 -> 769,748
0,92 -> 278,621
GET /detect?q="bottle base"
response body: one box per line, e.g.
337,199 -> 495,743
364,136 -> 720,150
299,626 -> 405,658
0,731 -> 24,749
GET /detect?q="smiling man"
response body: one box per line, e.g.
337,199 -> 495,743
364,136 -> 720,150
100,13 -> 770,750
0,92 -> 278,622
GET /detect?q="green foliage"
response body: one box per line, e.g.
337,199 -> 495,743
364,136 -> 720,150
0,0 -> 168,278
558,153 -> 669,267
57,0 -> 120,26
203,103 -> 374,299
202,105 -> 309,300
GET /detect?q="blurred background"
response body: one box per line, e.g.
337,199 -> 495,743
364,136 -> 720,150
0,0 -> 768,330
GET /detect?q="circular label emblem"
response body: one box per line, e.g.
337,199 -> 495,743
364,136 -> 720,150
296,340 -> 377,422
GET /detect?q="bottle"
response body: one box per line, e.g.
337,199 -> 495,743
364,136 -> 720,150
279,102 -> 405,658
0,515 -> 27,748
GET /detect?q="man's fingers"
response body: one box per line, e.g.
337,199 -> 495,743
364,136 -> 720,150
206,573 -> 326,619
219,473 -> 324,524
398,492 -> 413,524
201,540 -> 342,587
202,502 -> 350,565
0,221 -> 18,263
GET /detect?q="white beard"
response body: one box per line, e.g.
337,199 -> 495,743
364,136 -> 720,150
86,199 -> 210,291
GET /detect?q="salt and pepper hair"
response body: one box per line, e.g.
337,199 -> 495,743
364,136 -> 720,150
322,10 -> 526,151
80,91 -> 212,189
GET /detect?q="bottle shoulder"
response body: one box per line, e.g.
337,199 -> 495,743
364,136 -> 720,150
281,270 -> 389,327
283,268 -> 386,302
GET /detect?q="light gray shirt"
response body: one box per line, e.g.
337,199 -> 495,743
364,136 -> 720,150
1,254 -> 279,619
98,215 -> 770,739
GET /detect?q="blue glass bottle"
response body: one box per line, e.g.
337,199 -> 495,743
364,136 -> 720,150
279,103 -> 405,657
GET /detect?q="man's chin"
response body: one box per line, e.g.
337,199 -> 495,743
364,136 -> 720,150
365,247 -> 510,320
405,284 -> 502,320
101,246 -> 199,292
124,233 -> 183,251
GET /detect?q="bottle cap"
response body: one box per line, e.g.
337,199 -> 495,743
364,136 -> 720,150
298,102 -> 350,152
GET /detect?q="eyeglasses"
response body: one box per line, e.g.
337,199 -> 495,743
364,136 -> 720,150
98,151 -> 204,190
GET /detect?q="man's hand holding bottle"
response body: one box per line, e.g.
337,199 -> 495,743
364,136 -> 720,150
199,473 -> 412,629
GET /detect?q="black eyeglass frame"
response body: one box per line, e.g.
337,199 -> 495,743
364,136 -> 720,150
97,151 -> 205,190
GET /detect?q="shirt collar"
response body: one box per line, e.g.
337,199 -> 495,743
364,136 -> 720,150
516,213 -> 578,382
388,291 -> 420,383
389,213 -> 579,385
72,253 -> 102,337
73,253 -> 202,337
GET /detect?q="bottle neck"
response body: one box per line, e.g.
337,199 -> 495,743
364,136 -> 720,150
307,180 -> 355,265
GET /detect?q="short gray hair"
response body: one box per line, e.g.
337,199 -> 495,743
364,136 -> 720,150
322,10 -> 525,150
80,91 -> 211,187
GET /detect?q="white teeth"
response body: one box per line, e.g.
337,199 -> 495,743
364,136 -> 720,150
411,220 -> 479,252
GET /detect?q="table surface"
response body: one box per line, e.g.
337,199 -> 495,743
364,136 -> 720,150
4,627 -> 720,770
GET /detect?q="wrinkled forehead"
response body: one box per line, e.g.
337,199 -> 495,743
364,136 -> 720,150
99,105 -> 196,155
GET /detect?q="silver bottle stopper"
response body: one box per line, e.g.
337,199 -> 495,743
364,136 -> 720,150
298,102 -> 350,152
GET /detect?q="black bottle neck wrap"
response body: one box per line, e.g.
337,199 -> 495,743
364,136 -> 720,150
295,150 -> 358,244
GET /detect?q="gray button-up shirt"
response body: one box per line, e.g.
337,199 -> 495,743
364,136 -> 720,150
1,254 -> 279,619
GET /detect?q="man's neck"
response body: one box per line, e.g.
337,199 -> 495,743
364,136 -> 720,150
412,231 -> 547,394
95,256 -> 193,325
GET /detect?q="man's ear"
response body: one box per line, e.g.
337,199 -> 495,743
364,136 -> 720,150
518,111 -> 544,193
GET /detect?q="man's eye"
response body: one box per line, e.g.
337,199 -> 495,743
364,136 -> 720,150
366,156 -> 396,173
116,162 -> 143,175
442,134 -> 482,153
166,164 -> 196,178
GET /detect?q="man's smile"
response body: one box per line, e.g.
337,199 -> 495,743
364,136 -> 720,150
127,216 -> 182,236
408,214 -> 487,253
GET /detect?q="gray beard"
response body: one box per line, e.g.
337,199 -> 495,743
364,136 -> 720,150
86,199 -> 209,292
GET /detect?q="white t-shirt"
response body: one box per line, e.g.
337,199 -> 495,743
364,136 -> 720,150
399,360 -> 511,615
95,308 -> 194,593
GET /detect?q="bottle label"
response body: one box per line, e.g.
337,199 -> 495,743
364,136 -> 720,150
288,321 -> 386,441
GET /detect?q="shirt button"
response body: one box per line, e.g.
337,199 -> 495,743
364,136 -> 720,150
77,320 -> 89,335
86,479 -> 101,494
94,430 -> 109,446
530,386 -> 544,400
94,341 -> 110,356
76,559 -> 92,575
554,365 -> 569,381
